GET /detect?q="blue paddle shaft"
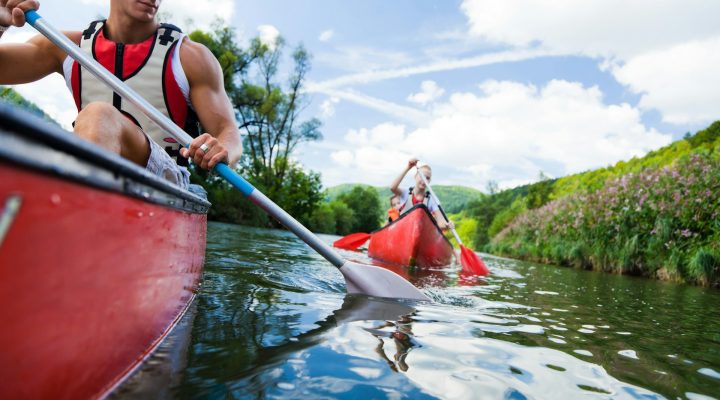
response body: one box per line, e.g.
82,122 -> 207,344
214,164 -> 345,266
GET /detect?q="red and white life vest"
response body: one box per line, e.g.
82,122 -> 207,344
63,20 -> 200,165
399,186 -> 430,215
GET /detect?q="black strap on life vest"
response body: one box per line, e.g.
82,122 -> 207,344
82,20 -> 102,40
408,187 -> 430,201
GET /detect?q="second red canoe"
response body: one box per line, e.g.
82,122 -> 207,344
367,205 -> 454,268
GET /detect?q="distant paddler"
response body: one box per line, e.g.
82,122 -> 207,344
389,157 -> 454,231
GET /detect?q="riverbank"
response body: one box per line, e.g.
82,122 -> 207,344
489,152 -> 719,287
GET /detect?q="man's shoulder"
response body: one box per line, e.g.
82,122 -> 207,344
177,37 -> 220,85
64,31 -> 83,45
178,37 -> 214,62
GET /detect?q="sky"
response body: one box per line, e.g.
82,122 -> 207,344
5,0 -> 720,191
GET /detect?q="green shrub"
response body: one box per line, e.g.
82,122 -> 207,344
687,248 -> 720,286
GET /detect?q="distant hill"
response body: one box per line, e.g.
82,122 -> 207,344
1,87 -> 59,125
326,183 -> 484,213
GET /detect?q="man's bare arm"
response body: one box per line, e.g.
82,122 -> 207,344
179,38 -> 242,170
0,33 -> 76,84
0,0 -> 77,84
390,158 -> 418,196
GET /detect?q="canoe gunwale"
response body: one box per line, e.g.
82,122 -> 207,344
0,104 -> 209,214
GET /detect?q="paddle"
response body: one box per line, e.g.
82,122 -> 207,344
25,11 -> 429,301
415,166 -> 490,276
333,232 -> 371,250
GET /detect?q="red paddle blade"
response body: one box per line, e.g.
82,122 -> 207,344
459,245 -> 490,276
333,233 -> 371,250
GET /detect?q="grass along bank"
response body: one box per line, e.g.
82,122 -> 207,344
488,144 -> 720,287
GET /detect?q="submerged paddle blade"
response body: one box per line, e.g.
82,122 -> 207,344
333,233 -> 371,250
460,245 -> 490,276
340,261 -> 430,301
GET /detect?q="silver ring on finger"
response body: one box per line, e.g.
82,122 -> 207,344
199,143 -> 211,153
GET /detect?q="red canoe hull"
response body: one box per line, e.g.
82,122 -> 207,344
0,165 -> 206,399
367,205 -> 454,268
0,105 -> 208,399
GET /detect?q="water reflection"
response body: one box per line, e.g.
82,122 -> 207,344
366,314 -> 418,373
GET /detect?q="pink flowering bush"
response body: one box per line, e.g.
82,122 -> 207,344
491,152 -> 720,286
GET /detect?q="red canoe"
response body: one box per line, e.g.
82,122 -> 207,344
367,204 -> 454,268
0,104 -> 208,399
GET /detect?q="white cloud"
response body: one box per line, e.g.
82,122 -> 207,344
313,46 -> 415,73
407,80 -> 445,106
330,150 -> 353,167
460,0 -> 720,59
318,29 -> 334,42
323,80 -> 671,189
162,0 -> 234,31
610,37 -> 720,125
319,96 -> 340,118
257,24 -> 280,50
345,122 -> 406,147
312,88 -> 429,125
308,48 -> 555,91
1,28 -> 34,43
459,0 -> 720,125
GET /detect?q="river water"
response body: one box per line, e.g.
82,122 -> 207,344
118,222 -> 720,399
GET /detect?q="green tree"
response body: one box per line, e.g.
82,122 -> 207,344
309,202 -> 336,234
188,25 -> 324,228
1,87 -> 59,125
274,163 -> 323,226
232,37 -> 322,199
526,171 -> 554,209
337,186 -> 382,233
330,201 -> 355,235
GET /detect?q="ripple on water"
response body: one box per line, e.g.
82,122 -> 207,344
401,334 -> 658,400
573,350 -> 593,357
618,350 -> 639,360
548,337 -> 567,344
698,368 -> 720,380
686,393 -> 718,400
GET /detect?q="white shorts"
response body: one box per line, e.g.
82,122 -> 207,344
145,137 -> 190,189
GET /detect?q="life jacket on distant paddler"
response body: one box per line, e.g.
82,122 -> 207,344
399,186 -> 430,216
387,207 -> 400,223
63,20 -> 201,166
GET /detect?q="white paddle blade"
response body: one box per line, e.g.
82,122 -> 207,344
340,261 -> 430,301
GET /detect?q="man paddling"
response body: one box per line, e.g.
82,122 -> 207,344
0,0 -> 242,189
389,158 -> 454,230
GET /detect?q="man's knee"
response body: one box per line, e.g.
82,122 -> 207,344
74,102 -> 124,141
75,102 -> 120,127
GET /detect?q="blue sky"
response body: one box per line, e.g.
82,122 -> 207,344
6,0 -> 720,190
